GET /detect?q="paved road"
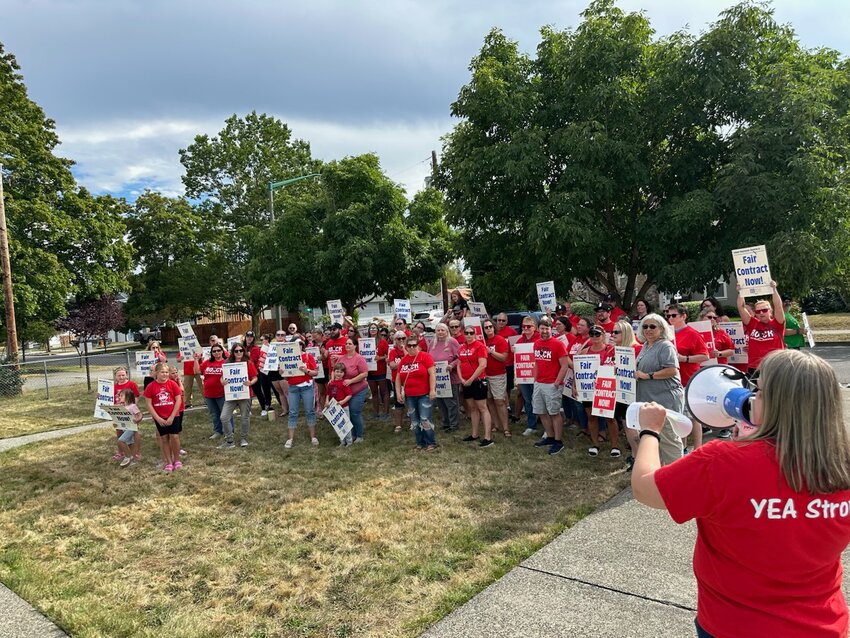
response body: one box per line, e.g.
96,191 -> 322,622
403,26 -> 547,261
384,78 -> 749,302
813,344 -> 850,384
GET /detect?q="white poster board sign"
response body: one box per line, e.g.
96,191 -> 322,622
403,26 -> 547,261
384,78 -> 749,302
394,299 -> 412,322
463,316 -> 484,341
591,365 -> 617,419
178,338 -> 195,363
227,335 -> 242,351
261,343 -> 279,374
135,352 -> 156,378
102,404 -> 138,431
573,354 -> 599,402
176,322 -> 195,339
323,398 -> 353,442
327,299 -> 345,325
306,346 -> 324,379
536,281 -> 557,313
435,361 -> 453,398
469,302 -> 488,319
94,378 -> 114,420
732,245 -> 772,297
614,346 -> 636,404
359,337 -> 377,371
278,341 -> 303,378
718,321 -> 748,365
802,312 -> 816,348
513,343 -> 535,385
222,362 -> 250,401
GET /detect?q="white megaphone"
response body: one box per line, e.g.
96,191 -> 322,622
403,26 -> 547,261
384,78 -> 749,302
685,364 -> 755,431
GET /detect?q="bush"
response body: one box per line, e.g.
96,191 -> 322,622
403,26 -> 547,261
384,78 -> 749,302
571,301 -> 595,319
802,289 -> 849,314
0,357 -> 24,397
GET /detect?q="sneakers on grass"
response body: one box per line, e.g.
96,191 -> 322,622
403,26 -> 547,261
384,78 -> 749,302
610,448 -> 622,458
462,435 -> 479,442
522,428 -> 537,437
218,441 -> 235,449
284,439 -> 293,449
548,441 -> 564,456
588,446 -> 599,457
209,432 -> 222,440
119,456 -> 132,467
311,437 -> 319,447
534,436 -> 554,448
479,439 -> 495,448
111,453 -> 124,462
241,439 -> 249,447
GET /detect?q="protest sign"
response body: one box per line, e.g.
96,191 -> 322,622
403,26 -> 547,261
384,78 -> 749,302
689,320 -> 716,366
507,335 -> 521,347
327,299 -> 345,325
802,312 -> 815,348
614,346 -> 636,404
222,362 -> 250,401
561,374 -> 574,397
573,354 -> 599,402
536,281 -> 557,312
202,346 -> 212,360
94,378 -> 114,420
278,341 -> 303,378
435,361 -> 453,398
261,343 -> 279,374
469,302 -> 488,318
513,343 -> 535,385
135,351 -> 156,378
227,335 -> 242,351
394,298 -> 412,322
732,245 -> 772,297
323,399 -> 353,442
178,338 -> 195,363
718,322 -> 748,365
632,320 -> 642,334
102,404 -> 138,431
176,322 -> 195,338
359,337 -> 377,371
591,365 -> 617,418
306,346 -> 324,379
463,316 -> 484,341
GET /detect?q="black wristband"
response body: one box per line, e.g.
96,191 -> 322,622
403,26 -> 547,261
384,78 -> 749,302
639,430 -> 661,441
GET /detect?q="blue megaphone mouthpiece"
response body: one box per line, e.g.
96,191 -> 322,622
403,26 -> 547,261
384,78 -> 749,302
723,387 -> 754,424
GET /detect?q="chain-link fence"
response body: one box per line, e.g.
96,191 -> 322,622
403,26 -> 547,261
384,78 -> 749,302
0,349 -> 138,400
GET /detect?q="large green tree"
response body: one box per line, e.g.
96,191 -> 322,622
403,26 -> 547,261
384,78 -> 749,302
438,1 -> 850,308
247,154 -> 455,312
0,42 -> 133,340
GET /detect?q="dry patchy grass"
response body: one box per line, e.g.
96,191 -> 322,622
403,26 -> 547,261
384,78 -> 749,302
0,410 -> 628,638
806,313 -> 850,330
0,384 -> 104,439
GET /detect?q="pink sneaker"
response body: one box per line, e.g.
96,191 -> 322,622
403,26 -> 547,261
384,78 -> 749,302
111,453 -> 123,462
163,464 -> 174,473
174,461 -> 183,470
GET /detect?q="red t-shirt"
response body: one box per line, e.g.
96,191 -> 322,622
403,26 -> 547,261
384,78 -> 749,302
745,318 -> 785,369
398,352 -> 435,396
656,440 -> 850,638
498,326 -> 517,366
199,359 -> 226,399
533,337 -> 568,383
177,351 -> 196,375
376,338 -> 389,376
458,340 -> 489,381
484,334 -> 510,376
248,345 -> 262,368
712,328 -> 735,365
142,379 -> 182,420
569,314 -> 581,328
597,318 -> 617,334
418,336 -> 429,352
674,325 -> 710,386
326,379 -> 353,406
610,306 -> 627,322
388,345 -> 405,382
287,353 -> 317,386
567,335 -> 589,360
113,380 -> 140,402
324,336 -> 348,368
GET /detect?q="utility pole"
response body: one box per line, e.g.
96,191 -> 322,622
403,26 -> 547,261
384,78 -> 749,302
432,151 -> 451,314
0,166 -> 18,363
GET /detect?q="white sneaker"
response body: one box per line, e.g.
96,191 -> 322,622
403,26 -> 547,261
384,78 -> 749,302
119,456 -> 132,467
240,439 -> 248,448
311,437 -> 319,447
260,410 -> 268,417
522,428 -> 536,437
209,432 -> 222,440
284,439 -> 293,449
353,437 -> 364,444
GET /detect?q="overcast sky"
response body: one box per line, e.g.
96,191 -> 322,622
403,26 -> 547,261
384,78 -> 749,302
4,0 -> 849,201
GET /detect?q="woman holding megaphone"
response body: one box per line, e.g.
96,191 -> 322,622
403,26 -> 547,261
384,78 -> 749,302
632,349 -> 850,638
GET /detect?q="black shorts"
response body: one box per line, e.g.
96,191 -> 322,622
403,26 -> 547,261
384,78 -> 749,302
367,373 -> 385,382
143,376 -> 154,389
462,379 -> 488,401
156,415 -> 182,436
505,366 -> 515,393
315,377 -> 327,385
614,402 -> 628,420
581,400 -> 593,409
267,371 -> 283,382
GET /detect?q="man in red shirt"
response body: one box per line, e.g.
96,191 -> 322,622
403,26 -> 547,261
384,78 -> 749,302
495,312 -> 518,422
483,319 -> 511,436
602,293 -> 627,322
594,303 -> 617,334
665,303 -> 711,446
736,280 -> 786,374
532,317 -> 570,456
322,323 -> 348,370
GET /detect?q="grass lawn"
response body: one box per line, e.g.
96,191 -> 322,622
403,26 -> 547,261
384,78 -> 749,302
0,410 -> 629,638
0,384 -> 105,440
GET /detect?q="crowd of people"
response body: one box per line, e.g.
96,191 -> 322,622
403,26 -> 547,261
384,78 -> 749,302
105,281 -> 806,473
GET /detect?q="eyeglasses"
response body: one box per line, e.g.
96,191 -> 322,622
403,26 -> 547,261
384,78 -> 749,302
232,348 -> 244,353
394,321 -> 404,325
496,318 -> 507,322
611,330 -> 622,335
449,324 -> 460,328
464,331 -> 475,335
705,315 -> 718,320
276,332 -> 285,336
664,313 -> 679,319
483,325 -> 494,330
755,308 -> 770,314
589,331 -> 604,337
522,324 -> 534,329
405,343 -> 418,348
211,348 -> 224,353
643,324 -> 658,330
395,337 -> 404,341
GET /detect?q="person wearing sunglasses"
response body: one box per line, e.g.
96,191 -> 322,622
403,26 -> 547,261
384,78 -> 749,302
514,316 -> 540,436
612,320 -> 643,468
532,317 -> 570,456
193,344 -> 234,441
284,342 -> 319,449
633,314 -> 684,464
268,329 -> 292,417
338,335 -> 369,443
483,319 -> 511,437
594,303 -> 617,334
632,349 -> 850,638
366,324 -> 392,421
494,313 -> 518,423
218,345 -> 259,448
736,279 -> 787,375
564,317 -> 592,437
143,340 -> 169,390
574,325 -> 616,457
664,303 -> 711,450
387,331 -> 408,433
431,322 -> 461,433
458,325 -> 494,447
441,288 -> 470,324
395,339 -> 438,451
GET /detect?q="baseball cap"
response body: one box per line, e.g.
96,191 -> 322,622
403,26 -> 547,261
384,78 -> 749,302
603,293 -> 616,302
555,303 -> 567,313
595,303 -> 612,312
329,322 -> 343,330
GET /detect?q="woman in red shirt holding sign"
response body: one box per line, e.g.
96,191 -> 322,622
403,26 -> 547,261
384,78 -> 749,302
193,344 -> 234,440
736,280 -> 786,375
395,338 -> 437,451
458,326 -> 494,448
633,349 -> 850,638
574,325 -> 616,458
